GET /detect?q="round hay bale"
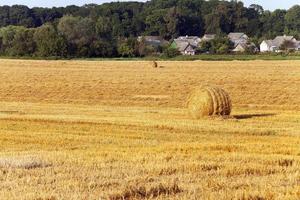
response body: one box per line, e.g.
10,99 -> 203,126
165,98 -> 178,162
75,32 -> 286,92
151,61 -> 158,68
187,85 -> 232,119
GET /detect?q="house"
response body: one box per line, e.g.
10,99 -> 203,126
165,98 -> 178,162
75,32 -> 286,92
172,36 -> 201,55
260,35 -> 299,52
273,35 -> 297,46
260,40 -> 276,52
232,42 -> 258,52
177,42 -> 196,55
227,32 -> 256,52
177,36 -> 201,46
201,34 -> 216,41
137,36 -> 168,47
295,41 -> 300,51
171,40 -> 196,55
228,32 -> 249,47
232,43 -> 248,52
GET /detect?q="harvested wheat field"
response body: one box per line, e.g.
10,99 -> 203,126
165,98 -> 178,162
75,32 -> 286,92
0,59 -> 299,200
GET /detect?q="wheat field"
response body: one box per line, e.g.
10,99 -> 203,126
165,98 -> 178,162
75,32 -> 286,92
0,59 -> 299,200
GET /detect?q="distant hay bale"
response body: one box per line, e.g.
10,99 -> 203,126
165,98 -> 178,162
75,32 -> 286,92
187,85 -> 232,119
151,61 -> 158,68
132,95 -> 170,100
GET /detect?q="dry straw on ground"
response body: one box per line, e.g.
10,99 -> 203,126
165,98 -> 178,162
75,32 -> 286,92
0,156 -> 50,169
0,60 -> 299,199
108,182 -> 182,200
187,85 -> 232,119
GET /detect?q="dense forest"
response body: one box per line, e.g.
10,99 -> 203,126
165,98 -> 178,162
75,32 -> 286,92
0,0 -> 300,57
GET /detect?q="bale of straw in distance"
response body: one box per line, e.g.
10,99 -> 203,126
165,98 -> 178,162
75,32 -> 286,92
187,85 -> 232,119
151,61 -> 158,68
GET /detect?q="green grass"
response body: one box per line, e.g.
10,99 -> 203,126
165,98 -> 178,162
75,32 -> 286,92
168,54 -> 300,61
2,53 -> 300,61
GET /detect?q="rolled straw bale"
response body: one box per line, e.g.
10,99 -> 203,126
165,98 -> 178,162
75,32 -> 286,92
187,85 -> 232,119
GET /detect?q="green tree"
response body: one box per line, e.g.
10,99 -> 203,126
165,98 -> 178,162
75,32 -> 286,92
0,26 -> 35,56
96,17 -> 112,39
57,16 -> 96,56
91,39 -> 116,57
198,40 -> 212,53
34,24 -> 67,57
118,42 -> 134,57
260,9 -> 286,39
163,46 -> 180,58
0,26 -> 17,53
201,36 -> 233,54
145,9 -> 168,37
3,1 -> 300,58
10,27 -> 35,56
0,6 -> 10,27
279,40 -> 296,51
32,8 -> 63,26
9,5 -> 35,27
285,5 -> 300,37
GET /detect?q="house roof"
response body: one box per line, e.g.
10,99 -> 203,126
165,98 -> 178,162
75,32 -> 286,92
232,44 -> 246,52
263,40 -> 274,47
228,32 -> 249,47
273,35 -> 294,41
178,36 -> 200,40
137,36 -> 168,46
228,32 -> 248,41
185,44 -> 196,52
174,40 -> 190,52
236,43 -> 248,48
272,35 -> 295,47
202,34 -> 216,41
138,36 -> 161,41
262,35 -> 298,49
176,36 -> 201,47
233,42 -> 257,52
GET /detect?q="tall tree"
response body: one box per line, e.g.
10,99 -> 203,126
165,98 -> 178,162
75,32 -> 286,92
0,6 -> 10,27
9,5 -> 35,27
34,24 -> 67,57
57,15 -> 96,56
285,5 -> 300,38
0,26 -> 35,56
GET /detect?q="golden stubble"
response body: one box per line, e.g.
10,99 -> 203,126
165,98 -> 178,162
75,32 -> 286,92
0,59 -> 299,199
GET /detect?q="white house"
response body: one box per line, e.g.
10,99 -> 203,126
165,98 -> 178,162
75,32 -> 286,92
260,35 -> 299,52
260,40 -> 276,52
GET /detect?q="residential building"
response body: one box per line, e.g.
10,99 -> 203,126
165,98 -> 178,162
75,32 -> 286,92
232,42 -> 258,52
228,32 -> 258,52
260,35 -> 299,52
137,36 -> 168,47
228,32 -> 249,47
201,34 -> 216,41
172,36 -> 201,55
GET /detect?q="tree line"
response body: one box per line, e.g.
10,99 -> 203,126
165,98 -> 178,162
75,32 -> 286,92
1,0 -> 300,57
